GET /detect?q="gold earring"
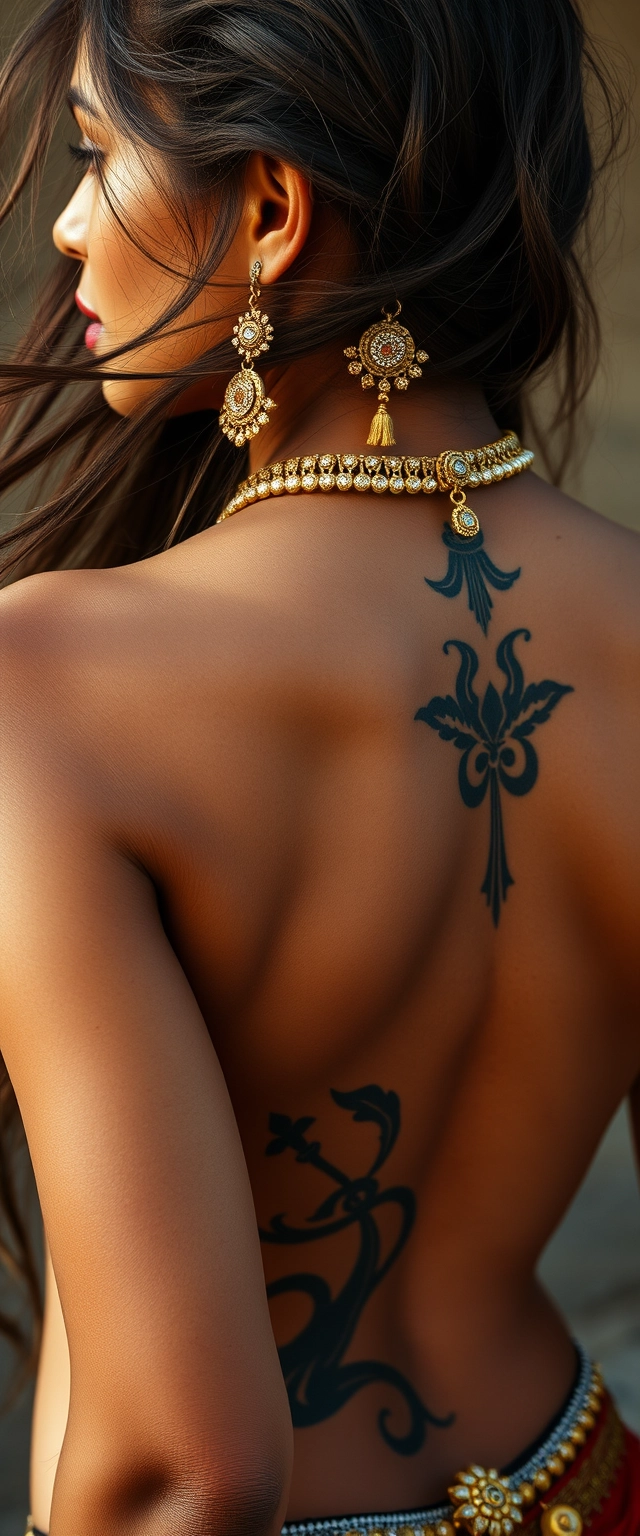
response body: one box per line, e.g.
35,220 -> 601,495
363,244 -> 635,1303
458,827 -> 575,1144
220,259 -> 277,447
344,302 -> 428,447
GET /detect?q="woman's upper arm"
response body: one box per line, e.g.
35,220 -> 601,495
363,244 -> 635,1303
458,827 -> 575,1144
0,625 -> 291,1536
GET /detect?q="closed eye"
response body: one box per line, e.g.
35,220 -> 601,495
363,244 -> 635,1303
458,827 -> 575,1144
67,139 -> 104,173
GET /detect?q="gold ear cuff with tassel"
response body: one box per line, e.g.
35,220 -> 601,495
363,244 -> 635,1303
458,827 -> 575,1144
344,302 -> 428,447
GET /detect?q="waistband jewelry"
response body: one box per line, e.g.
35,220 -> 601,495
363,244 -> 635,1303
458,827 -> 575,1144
281,1349 -> 622,1536
24,1353 -> 624,1536
216,430 -> 534,539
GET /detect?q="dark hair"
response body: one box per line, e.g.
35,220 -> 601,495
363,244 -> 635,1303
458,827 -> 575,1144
0,0 -> 626,1366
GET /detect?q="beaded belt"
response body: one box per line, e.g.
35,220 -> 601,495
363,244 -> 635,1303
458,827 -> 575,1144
25,1355 -> 625,1536
282,1353 -> 625,1536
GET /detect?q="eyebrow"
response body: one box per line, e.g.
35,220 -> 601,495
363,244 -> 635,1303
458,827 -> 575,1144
67,85 -> 103,122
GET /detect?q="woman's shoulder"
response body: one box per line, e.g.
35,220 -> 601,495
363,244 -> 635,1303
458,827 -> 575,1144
520,474 -> 640,653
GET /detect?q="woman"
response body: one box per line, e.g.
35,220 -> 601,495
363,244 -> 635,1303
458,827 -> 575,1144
0,0 -> 637,1533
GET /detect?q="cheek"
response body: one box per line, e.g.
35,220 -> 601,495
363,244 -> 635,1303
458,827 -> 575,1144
88,166 -> 228,413
89,188 -> 178,341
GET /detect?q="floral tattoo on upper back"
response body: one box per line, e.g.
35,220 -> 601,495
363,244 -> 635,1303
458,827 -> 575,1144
415,628 -> 573,924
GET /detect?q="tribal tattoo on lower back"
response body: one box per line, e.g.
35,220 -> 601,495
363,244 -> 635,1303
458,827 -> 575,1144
259,1083 -> 454,1454
415,628 -> 573,925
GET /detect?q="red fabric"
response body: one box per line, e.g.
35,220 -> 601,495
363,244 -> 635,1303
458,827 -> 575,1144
587,1425 -> 640,1536
520,1398 -> 640,1536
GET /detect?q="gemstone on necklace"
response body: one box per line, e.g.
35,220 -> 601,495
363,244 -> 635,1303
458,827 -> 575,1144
371,474 -> 388,493
453,456 -> 467,477
336,471 -> 353,490
354,472 -> 371,491
318,473 -> 336,490
389,475 -> 405,493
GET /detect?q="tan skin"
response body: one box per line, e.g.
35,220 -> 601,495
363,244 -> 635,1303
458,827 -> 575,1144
0,62 -> 638,1536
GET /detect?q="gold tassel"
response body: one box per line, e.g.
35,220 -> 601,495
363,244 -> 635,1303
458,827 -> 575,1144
367,398 -> 395,446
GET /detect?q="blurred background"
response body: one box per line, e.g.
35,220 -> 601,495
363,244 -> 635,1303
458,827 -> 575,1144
0,0 -> 638,1530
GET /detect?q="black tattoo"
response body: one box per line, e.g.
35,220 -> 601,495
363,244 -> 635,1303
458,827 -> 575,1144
260,1084 -> 454,1454
425,524 -> 521,634
415,628 -> 573,925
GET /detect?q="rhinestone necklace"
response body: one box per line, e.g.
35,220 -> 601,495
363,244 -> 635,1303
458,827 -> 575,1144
217,430 -> 534,538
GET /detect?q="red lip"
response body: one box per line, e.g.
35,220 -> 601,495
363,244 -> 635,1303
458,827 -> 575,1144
75,292 -> 101,321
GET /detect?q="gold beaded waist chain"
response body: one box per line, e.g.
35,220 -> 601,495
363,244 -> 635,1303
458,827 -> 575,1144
280,1356 -> 624,1536
217,430 -> 534,540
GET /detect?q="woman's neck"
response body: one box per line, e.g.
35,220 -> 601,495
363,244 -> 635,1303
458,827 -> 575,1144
251,344 -> 501,471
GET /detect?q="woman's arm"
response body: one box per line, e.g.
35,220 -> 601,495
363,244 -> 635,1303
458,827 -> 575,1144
30,1242 -> 71,1531
0,598 -> 292,1536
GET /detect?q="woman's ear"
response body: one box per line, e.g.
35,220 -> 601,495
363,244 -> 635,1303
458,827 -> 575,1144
244,152 -> 314,284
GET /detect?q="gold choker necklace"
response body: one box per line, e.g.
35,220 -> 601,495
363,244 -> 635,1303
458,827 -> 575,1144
217,430 -> 534,537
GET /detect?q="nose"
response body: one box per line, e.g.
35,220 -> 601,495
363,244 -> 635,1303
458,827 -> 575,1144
52,177 -> 92,261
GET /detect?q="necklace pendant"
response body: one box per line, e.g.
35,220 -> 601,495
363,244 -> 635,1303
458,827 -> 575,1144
449,485 -> 480,538
450,501 -> 480,538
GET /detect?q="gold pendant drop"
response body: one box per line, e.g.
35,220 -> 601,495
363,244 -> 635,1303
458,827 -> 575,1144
449,489 -> 480,539
344,302 -> 428,447
220,259 -> 277,447
436,450 -> 481,536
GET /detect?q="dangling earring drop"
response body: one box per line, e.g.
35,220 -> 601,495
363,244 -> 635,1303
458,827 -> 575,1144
344,302 -> 428,447
220,259 -> 277,447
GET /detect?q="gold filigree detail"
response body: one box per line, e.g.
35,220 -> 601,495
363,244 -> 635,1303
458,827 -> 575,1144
344,303 -> 429,446
449,1466 -> 524,1535
217,433 -> 533,522
220,259 -> 277,447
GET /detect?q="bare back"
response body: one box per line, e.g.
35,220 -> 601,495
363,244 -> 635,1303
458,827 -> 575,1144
5,469 -> 640,1525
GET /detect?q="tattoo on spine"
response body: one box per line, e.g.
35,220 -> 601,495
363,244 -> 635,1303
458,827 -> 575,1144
415,628 -> 573,925
260,1083 -> 454,1454
425,524 -> 521,634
